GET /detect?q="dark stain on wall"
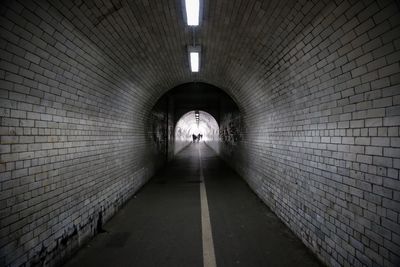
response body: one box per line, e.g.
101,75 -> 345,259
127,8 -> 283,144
28,193 -> 128,266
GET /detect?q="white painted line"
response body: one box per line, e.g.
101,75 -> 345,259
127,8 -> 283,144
198,146 -> 217,267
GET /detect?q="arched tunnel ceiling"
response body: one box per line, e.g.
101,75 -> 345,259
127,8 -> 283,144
44,0 -> 328,113
1,1 -> 400,266
158,82 -> 239,125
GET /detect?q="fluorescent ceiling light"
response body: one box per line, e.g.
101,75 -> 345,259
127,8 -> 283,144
185,0 -> 199,26
190,52 -> 199,72
188,46 -> 201,72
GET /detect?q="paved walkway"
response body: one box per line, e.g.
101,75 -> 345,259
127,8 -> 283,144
64,143 -> 321,267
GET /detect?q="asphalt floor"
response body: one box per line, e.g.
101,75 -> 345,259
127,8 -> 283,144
63,143 -> 322,267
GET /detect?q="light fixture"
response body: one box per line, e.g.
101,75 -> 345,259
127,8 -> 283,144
190,52 -> 199,72
185,0 -> 200,26
188,46 -> 201,72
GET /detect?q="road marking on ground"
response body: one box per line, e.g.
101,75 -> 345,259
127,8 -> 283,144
198,146 -> 217,267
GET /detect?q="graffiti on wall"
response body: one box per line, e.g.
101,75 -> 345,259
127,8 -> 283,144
219,112 -> 242,156
149,111 -> 167,154
175,126 -> 191,141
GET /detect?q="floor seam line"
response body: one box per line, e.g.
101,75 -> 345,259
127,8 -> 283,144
199,146 -> 217,267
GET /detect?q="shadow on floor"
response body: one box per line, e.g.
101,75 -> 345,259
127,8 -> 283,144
63,143 -> 322,267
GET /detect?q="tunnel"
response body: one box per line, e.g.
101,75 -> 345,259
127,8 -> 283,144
174,110 -> 220,153
0,0 -> 400,266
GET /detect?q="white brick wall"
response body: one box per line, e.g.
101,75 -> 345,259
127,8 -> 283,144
1,0 -> 399,266
221,1 -> 400,266
0,1 -> 169,265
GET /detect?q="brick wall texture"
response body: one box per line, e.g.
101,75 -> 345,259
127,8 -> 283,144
0,1 -> 169,265
220,1 -> 400,266
1,0 -> 400,266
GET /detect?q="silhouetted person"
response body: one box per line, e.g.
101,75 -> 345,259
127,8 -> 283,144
197,133 -> 201,142
192,134 -> 197,143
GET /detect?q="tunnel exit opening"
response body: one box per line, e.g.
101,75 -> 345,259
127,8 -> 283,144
149,82 -> 242,164
175,110 -> 219,154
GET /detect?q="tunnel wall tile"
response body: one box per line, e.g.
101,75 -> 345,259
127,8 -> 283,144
0,1 -> 167,266
220,1 -> 400,266
0,0 -> 400,266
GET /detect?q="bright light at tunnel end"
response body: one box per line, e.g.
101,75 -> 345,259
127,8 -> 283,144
190,52 -> 199,72
175,111 -> 219,145
185,0 -> 200,26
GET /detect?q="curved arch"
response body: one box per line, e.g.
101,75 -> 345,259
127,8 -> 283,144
174,110 -> 220,154
149,82 -> 241,124
168,82 -> 242,110
149,81 -> 242,159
